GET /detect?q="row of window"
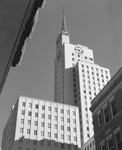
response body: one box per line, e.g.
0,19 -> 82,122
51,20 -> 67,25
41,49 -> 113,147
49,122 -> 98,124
84,140 -> 95,150
101,130 -> 122,150
21,111 -> 76,123
22,103 -> 76,115
98,99 -> 117,126
20,120 -> 77,131
81,64 -> 108,74
72,53 -> 93,61
20,128 -> 77,141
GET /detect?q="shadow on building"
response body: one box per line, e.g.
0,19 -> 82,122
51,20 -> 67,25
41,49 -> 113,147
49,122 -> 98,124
13,138 -> 81,150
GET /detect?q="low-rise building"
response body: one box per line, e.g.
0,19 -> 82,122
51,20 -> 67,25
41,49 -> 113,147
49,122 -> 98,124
83,136 -> 96,150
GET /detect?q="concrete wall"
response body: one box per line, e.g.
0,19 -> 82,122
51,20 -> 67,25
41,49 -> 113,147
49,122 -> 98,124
0,0 -> 44,94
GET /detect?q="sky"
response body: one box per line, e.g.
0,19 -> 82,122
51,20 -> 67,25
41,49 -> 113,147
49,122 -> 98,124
0,0 -> 122,145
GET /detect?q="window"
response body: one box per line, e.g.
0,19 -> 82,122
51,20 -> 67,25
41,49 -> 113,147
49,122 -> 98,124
98,112 -> 102,126
26,148 -> 29,150
104,106 -> 110,124
41,131 -> 44,136
87,134 -> 90,138
61,143 -> 64,149
28,111 -> 32,116
55,108 -> 57,112
42,105 -> 45,110
21,119 -> 24,124
21,110 -> 25,115
107,138 -> 114,150
67,135 -> 71,140
34,130 -> 37,135
28,120 -> 31,125
67,110 -> 70,114
72,58 -> 74,61
42,114 -> 45,118
87,145 -> 89,150
27,129 -> 30,134
29,103 -> 32,108
101,144 -> 105,150
54,133 -> 58,138
48,115 -> 51,119
33,140 -> 37,145
41,122 -> 44,127
35,112 -> 38,117
67,118 -> 70,123
54,124 -> 58,129
90,143 -> 92,148
22,102 -> 26,106
72,53 -> 74,56
35,121 -> 38,126
73,128 -> 77,132
61,125 -> 64,130
20,128 -> 23,133
115,131 -> 122,150
48,107 -> 51,111
48,123 -> 51,128
67,127 -> 70,131
111,99 -> 117,117
87,127 -> 89,131
61,109 -> 64,113
18,147 -> 22,150
55,116 -> 58,120
48,132 -> 51,137
35,104 -> 38,109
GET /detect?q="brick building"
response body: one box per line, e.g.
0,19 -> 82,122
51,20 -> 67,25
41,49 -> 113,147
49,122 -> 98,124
90,67 -> 122,150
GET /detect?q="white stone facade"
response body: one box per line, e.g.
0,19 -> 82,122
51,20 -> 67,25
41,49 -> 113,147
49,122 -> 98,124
54,27 -> 111,145
2,96 -> 81,150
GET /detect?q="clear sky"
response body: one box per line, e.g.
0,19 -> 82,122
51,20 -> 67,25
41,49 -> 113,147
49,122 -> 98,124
0,0 -> 122,145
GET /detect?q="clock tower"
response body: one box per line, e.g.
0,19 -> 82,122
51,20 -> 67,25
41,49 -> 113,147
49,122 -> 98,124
54,12 -> 110,147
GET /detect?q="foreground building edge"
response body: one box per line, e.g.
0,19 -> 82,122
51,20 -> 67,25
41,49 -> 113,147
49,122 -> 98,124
90,66 -> 122,150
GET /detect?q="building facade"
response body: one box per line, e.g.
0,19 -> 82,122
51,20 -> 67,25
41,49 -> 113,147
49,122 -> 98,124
0,0 -> 45,95
83,136 -> 96,150
54,16 -> 111,145
90,67 -> 122,150
2,96 -> 81,150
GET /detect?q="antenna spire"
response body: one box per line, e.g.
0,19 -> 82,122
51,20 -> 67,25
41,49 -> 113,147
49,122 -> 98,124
61,6 -> 68,34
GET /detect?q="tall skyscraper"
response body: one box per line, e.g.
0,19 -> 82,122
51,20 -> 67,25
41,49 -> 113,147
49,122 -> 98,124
54,16 -> 111,145
2,96 -> 81,150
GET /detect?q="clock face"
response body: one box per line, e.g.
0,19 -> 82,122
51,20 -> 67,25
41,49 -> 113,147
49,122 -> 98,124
57,51 -> 61,61
74,45 -> 84,54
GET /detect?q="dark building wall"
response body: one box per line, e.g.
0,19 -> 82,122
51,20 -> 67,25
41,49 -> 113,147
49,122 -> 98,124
0,0 -> 43,94
93,87 -> 122,149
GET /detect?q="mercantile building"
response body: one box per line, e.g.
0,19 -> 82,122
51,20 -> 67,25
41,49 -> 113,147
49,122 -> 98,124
90,66 -> 122,150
